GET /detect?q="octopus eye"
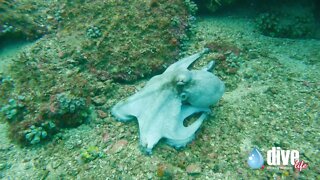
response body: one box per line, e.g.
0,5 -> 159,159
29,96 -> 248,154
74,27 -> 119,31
180,92 -> 188,101
175,71 -> 191,86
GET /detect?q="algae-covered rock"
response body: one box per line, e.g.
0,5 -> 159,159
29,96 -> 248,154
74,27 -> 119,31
1,0 -> 195,145
254,1 -> 318,39
0,1 -> 47,43
255,12 -> 316,39
57,0 -> 196,82
194,0 -> 237,13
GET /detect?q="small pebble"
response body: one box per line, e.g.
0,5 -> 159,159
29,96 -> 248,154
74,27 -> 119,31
52,160 -> 61,169
102,132 -> 110,143
47,15 -> 54,20
97,110 -> 107,118
92,96 -> 106,106
186,163 -> 201,175
109,139 -> 128,153
0,163 -> 6,170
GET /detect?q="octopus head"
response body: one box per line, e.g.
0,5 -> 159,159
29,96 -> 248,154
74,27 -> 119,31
182,71 -> 225,108
174,71 -> 192,86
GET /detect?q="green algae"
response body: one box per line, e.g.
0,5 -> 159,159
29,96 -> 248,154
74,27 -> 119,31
1,0 -> 194,146
80,146 -> 104,163
66,0 -> 195,82
0,0 -> 48,42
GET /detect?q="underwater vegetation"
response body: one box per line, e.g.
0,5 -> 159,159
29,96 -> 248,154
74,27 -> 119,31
0,97 -> 25,122
86,26 -> 102,39
0,0 -> 196,145
0,91 -> 91,145
256,12 -> 316,38
24,124 -> 52,145
240,0 -> 319,39
46,93 -> 90,128
0,0 -> 48,43
0,74 -> 15,104
72,0 -> 198,82
80,146 -> 104,163
194,0 -> 237,13
192,0 -> 319,39
204,40 -> 243,91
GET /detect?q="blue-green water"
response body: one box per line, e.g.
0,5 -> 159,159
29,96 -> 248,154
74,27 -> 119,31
0,1 -> 319,179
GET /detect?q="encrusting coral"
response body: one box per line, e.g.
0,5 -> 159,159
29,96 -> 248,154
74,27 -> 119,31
0,0 -> 195,145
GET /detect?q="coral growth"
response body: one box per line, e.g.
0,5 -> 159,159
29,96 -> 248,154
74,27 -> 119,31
58,0 -> 197,82
205,40 -> 242,75
47,93 -> 90,127
0,0 -> 195,146
22,121 -> 57,145
205,40 -> 243,90
86,26 -> 102,39
255,12 -> 316,38
0,97 -> 25,122
24,125 -> 49,145
193,0 -> 237,13
0,1 -> 47,43
0,74 -> 15,105
3,92 -> 91,145
254,1 -> 318,39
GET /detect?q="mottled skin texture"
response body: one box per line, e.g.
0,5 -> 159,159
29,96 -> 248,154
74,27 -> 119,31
111,49 -> 225,154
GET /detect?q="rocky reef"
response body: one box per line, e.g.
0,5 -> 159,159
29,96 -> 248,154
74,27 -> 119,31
255,1 -> 318,39
194,0 -> 237,13
0,0 -> 197,145
0,0 -> 48,44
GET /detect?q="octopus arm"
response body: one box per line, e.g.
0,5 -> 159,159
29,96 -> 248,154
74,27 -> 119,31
111,74 -> 172,122
165,113 -> 208,148
111,87 -> 162,121
138,90 -> 181,152
164,105 -> 209,148
179,105 -> 210,121
164,48 -> 209,73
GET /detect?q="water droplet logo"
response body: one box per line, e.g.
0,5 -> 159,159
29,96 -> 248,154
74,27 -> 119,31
247,148 -> 264,169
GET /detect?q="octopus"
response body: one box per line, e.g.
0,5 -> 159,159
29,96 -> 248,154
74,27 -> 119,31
111,48 -> 225,154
